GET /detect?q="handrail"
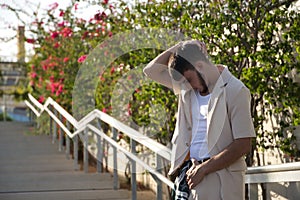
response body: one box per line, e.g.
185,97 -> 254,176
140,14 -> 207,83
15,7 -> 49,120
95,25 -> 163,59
87,124 -> 173,188
25,93 -> 173,200
245,162 -> 300,199
25,94 -> 171,161
246,162 -> 300,174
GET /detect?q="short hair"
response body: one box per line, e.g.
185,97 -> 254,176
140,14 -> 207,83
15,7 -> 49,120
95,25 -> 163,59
168,43 -> 211,81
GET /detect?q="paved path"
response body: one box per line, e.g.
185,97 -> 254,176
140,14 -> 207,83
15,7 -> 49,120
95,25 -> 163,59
0,122 -> 130,200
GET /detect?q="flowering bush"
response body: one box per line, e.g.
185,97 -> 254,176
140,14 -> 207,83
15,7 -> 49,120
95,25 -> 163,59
9,0 -> 300,161
26,0 -> 115,112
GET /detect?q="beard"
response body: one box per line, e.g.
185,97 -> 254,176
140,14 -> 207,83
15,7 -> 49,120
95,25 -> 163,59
196,70 -> 209,94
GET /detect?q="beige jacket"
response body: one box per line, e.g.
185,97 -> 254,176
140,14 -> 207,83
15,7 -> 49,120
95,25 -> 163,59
144,65 -> 255,199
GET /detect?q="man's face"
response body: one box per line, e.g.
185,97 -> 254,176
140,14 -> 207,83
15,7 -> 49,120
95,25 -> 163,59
183,69 -> 208,94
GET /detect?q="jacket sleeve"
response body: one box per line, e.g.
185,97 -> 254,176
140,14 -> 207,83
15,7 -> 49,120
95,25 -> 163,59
229,86 -> 256,139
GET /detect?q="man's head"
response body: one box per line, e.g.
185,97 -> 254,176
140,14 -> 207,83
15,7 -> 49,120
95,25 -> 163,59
168,41 -> 213,94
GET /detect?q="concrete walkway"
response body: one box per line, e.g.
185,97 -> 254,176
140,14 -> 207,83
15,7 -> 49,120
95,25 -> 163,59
0,122 -> 130,200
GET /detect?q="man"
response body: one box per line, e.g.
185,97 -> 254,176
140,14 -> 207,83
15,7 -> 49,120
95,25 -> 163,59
143,40 -> 255,199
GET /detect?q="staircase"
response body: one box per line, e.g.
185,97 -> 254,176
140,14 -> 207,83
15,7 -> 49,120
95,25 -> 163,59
0,122 -> 130,200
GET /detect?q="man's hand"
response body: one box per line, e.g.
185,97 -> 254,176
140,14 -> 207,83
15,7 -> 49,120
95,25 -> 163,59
183,40 -> 208,57
186,158 -> 206,189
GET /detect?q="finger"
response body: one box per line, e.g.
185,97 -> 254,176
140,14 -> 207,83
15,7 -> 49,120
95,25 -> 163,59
191,158 -> 199,166
188,179 -> 195,189
186,169 -> 190,176
186,169 -> 193,181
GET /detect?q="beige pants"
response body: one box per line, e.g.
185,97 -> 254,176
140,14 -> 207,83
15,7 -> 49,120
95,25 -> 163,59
188,172 -> 221,200
188,170 -> 245,200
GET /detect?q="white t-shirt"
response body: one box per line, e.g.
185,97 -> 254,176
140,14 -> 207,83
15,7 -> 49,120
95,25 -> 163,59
190,91 -> 211,161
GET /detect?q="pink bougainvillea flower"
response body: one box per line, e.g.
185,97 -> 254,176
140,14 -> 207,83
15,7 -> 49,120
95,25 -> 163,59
56,84 -> 63,96
63,57 -> 69,62
53,42 -> 60,48
42,65 -> 47,71
61,27 -> 72,37
50,75 -> 55,83
31,20 -> 44,26
58,21 -> 65,27
102,108 -> 107,113
74,3 -> 78,10
126,103 -> 132,116
51,31 -> 59,39
50,82 -> 59,94
38,95 -> 45,103
81,31 -> 89,40
77,55 -> 87,63
108,31 -> 113,37
26,38 -> 35,44
31,72 -> 37,78
103,0 -> 109,4
110,67 -> 115,75
49,2 -> 59,10
94,12 -> 102,21
59,10 -> 64,17
94,11 -> 107,21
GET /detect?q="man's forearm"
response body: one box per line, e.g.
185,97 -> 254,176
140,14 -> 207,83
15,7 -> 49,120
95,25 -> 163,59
143,43 -> 180,88
202,137 -> 252,175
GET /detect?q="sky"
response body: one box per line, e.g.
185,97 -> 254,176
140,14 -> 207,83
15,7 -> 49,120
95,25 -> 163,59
0,0 -> 107,62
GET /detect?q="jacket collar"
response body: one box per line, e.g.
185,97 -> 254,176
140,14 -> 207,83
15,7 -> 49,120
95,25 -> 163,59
207,66 -> 233,152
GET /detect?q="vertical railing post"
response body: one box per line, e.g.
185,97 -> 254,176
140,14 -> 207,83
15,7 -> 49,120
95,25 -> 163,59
58,113 -> 63,152
97,119 -> 103,173
156,154 -> 163,200
65,121 -> 71,159
28,109 -> 32,124
83,128 -> 89,173
52,109 -> 57,144
35,109 -> 39,129
49,109 -> 52,136
130,138 -> 137,200
248,183 -> 258,200
112,127 -> 118,190
73,134 -> 79,170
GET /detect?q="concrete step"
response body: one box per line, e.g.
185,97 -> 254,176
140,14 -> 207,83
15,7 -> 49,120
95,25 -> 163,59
0,172 -> 115,193
0,189 -> 130,200
0,122 -> 130,200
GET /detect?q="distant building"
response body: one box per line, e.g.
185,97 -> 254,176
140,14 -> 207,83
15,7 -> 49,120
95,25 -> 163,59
0,26 -> 28,121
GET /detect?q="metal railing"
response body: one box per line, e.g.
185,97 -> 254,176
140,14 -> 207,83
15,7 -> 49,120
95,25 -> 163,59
246,162 -> 300,199
25,93 -> 300,199
25,94 -> 173,200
